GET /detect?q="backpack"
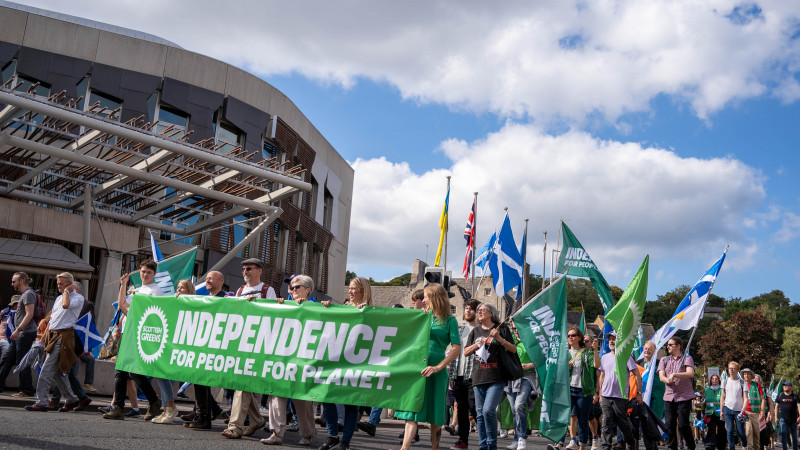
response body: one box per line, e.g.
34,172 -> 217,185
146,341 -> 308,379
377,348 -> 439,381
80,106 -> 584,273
236,284 -> 271,298
31,290 -> 46,323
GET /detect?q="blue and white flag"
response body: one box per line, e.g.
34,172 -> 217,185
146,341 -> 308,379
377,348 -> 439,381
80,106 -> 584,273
194,281 -> 210,296
642,355 -> 658,406
149,230 -> 164,262
74,312 -> 104,353
475,231 -> 497,271
647,249 -> 727,357
487,213 -> 523,297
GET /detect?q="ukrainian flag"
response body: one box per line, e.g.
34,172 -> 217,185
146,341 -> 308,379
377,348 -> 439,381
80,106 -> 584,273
434,186 -> 449,266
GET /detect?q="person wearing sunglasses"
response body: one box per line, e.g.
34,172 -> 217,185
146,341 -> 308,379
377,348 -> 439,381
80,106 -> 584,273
657,336 -> 696,450
563,328 -> 600,450
262,275 -> 317,446
595,330 -> 642,450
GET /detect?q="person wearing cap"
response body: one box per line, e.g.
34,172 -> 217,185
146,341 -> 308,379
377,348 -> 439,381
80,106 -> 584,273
595,330 -> 642,450
657,336 -> 697,450
774,380 -> 800,450
720,361 -> 748,450
222,259 -> 273,439
740,368 -> 766,450
705,374 -> 727,450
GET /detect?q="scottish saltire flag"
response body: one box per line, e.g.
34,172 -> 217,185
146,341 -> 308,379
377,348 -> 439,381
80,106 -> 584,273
194,281 -> 210,295
434,185 -> 449,266
462,200 -> 475,278
487,213 -> 523,297
647,249 -> 727,357
515,225 -> 527,300
4,310 -> 15,339
149,230 -> 164,262
605,255 -> 649,397
74,312 -> 104,353
642,356 -> 657,406
475,231 -> 496,271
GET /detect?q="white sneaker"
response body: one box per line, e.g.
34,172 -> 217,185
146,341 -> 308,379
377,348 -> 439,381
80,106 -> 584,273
566,439 -> 579,450
517,438 -> 527,449
590,438 -> 600,450
499,430 -> 509,438
298,436 -> 313,446
506,441 -> 518,450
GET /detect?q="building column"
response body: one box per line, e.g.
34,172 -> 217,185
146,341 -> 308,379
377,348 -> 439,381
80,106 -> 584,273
95,251 -> 123,330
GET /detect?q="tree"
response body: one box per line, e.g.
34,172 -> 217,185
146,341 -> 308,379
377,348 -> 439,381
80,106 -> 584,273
698,309 -> 780,377
775,327 -> 800,381
371,273 -> 411,286
566,277 -> 605,322
345,270 -> 357,285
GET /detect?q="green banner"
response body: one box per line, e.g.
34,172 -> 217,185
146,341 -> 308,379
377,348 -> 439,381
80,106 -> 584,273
556,222 -> 615,313
512,275 -> 570,443
116,294 -> 430,411
130,248 -> 197,296
605,255 -> 648,397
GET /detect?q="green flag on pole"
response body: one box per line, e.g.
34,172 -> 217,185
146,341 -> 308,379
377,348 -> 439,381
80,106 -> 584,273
556,222 -> 615,313
512,275 -> 570,443
130,247 -> 197,296
605,255 -> 649,397
579,307 -> 586,335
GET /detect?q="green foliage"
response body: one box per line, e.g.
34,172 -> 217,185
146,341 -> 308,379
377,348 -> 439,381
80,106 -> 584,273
371,273 -> 411,286
344,270 -> 357,285
565,277 -> 607,322
657,285 -> 691,309
775,327 -> 800,381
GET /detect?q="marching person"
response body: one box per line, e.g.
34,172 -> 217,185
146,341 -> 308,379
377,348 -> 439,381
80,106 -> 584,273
24,272 -> 83,412
318,276 -> 373,450
658,336 -> 696,450
773,381 -> 800,450
720,361 -> 748,450
595,330 -> 643,450
396,283 -> 460,450
741,368 -> 766,450
704,374 -> 727,450
1,272 -> 38,397
464,303 -> 517,450
223,260 -> 270,437
261,274 -> 318,446
104,260 -> 163,421
446,299 -> 480,450
564,327 -> 599,450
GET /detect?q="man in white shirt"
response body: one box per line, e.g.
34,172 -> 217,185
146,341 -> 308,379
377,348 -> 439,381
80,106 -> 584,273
25,272 -> 84,412
103,259 -> 164,420
719,361 -> 748,450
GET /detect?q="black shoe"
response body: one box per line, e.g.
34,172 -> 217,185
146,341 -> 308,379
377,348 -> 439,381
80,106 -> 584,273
176,392 -> 189,399
357,421 -> 376,436
318,435 -> 340,450
340,441 -> 351,450
398,432 -> 421,442
315,417 -> 326,427
187,414 -> 211,430
124,408 -> 141,418
445,425 -> 457,435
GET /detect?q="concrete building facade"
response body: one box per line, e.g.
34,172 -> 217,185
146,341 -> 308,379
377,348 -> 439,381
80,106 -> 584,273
0,3 -> 353,327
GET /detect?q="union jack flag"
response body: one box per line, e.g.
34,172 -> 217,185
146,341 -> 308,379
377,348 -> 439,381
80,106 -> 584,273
462,200 -> 475,278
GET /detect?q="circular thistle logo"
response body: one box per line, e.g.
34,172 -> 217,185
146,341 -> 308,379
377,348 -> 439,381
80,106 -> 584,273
137,305 -> 168,364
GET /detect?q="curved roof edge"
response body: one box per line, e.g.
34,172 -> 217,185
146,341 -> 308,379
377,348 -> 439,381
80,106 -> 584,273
0,0 -> 183,49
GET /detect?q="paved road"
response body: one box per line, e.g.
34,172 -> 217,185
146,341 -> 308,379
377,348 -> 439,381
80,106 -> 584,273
0,394 -> 557,449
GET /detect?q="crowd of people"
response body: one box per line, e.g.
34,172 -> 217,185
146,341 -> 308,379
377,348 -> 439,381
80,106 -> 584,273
2,258 -> 800,450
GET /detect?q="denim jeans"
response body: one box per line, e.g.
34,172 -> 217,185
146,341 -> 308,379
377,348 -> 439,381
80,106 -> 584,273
155,378 -> 174,405
780,417 -> 798,450
570,386 -> 593,445
723,406 -> 747,450
0,331 -> 36,395
323,403 -> 357,443
368,406 -> 382,426
508,379 -> 533,441
474,382 -> 505,450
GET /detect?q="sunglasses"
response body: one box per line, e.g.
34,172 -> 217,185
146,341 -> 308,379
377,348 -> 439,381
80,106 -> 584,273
289,285 -> 305,291
666,343 -> 676,347
567,334 -> 579,337
242,267 -> 257,272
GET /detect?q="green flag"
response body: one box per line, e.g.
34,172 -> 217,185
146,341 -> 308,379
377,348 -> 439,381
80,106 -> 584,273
116,294 -> 431,411
557,222 -> 615,313
605,255 -> 649,397
130,247 -> 197,296
579,307 -> 586,335
512,275 -> 570,443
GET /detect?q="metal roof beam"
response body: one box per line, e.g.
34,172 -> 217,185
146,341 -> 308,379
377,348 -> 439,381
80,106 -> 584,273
0,90 -> 311,192
181,185 -> 295,235
0,132 -> 275,213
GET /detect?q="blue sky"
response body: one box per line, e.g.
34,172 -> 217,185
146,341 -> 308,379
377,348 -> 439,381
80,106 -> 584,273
16,0 -> 800,303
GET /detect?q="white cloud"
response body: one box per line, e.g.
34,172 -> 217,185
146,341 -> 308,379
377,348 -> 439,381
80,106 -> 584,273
774,211 -> 800,243
18,0 -> 800,124
349,124 -> 765,282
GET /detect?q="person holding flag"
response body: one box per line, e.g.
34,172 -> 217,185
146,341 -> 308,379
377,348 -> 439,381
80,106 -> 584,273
657,336 -> 697,450
597,330 -> 642,450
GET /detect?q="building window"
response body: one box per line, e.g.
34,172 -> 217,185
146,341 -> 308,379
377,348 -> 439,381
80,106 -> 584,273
76,77 -> 121,120
272,221 -> 288,272
213,112 -> 243,155
312,246 -> 323,290
234,213 -> 253,258
484,288 -> 491,296
294,234 -> 307,275
451,305 -> 457,316
323,188 -> 333,230
147,92 -> 188,136
2,61 -> 50,97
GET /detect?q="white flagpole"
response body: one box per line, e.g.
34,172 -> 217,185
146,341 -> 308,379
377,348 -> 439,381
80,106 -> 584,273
443,176 -> 450,272
541,230 -> 547,293
471,191 -> 478,298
